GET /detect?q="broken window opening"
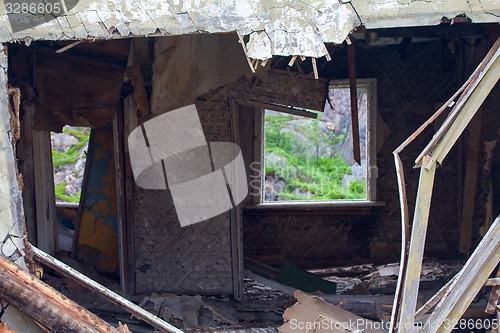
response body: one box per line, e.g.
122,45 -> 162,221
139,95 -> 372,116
261,79 -> 377,204
51,126 -> 90,204
51,126 -> 90,254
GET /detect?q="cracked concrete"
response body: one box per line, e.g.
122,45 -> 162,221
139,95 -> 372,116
0,0 -> 498,59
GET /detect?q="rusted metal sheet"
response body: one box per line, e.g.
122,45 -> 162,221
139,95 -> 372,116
73,124 -> 119,274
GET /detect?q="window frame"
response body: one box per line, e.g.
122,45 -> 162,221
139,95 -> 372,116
250,78 -> 379,209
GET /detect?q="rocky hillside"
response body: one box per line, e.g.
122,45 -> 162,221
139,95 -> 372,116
51,126 -> 90,203
264,87 -> 368,201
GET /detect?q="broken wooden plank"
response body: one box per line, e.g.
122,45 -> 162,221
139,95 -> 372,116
422,216 -> 500,333
236,31 -> 255,73
55,40 -> 85,53
114,103 -> 131,294
396,155 -> 436,333
485,267 -> 500,314
389,38 -> 498,333
347,41 -> 361,165
32,122 -> 57,254
31,245 -> 185,333
311,57 -> 319,79
280,290 -> 386,333
117,322 -> 131,333
234,98 -> 318,119
0,322 -> 20,333
0,254 -> 118,332
414,275 -> 458,321
20,102 -> 37,249
485,277 -> 500,287
389,152 -> 410,333
244,269 -> 296,297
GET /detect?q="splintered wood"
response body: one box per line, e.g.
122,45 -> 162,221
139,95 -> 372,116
280,290 -> 386,333
31,245 -> 185,333
390,37 -> 500,333
0,322 -> 20,333
0,254 -> 118,333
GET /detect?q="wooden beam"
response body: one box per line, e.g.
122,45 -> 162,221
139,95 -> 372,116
388,63 -> 479,333
458,110 -> 482,254
230,99 -> 244,300
235,99 -> 318,119
396,155 -> 436,333
114,102 -> 130,294
347,41 -> 361,165
422,216 -> 500,333
31,107 -> 57,254
20,102 -> 37,246
0,254 -> 118,333
31,245 -> 185,333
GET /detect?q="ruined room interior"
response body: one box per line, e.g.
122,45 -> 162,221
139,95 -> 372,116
1,19 -> 500,333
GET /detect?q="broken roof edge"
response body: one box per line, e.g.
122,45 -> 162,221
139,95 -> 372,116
0,0 -> 498,59
356,0 -> 499,29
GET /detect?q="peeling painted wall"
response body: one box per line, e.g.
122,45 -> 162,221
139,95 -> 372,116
0,1 -> 498,60
74,125 -> 119,274
0,48 -> 44,333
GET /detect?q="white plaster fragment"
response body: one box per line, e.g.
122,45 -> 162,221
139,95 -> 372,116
0,0 -> 497,67
246,31 -> 272,60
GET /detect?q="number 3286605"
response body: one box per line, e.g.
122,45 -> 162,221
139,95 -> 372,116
5,2 -> 63,15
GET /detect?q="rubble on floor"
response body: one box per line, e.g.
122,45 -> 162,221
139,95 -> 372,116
39,257 -> 497,332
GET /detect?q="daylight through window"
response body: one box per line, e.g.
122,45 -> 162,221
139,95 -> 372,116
51,126 -> 90,204
263,80 -> 376,203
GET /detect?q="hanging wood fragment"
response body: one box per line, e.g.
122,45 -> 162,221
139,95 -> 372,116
311,57 -> 319,79
31,245 -> 185,333
347,39 -> 361,164
236,31 -> 255,73
55,40 -> 84,54
323,45 -> 332,61
0,254 -> 118,333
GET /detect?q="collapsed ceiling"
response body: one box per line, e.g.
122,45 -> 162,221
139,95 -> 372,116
0,0 -> 498,60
